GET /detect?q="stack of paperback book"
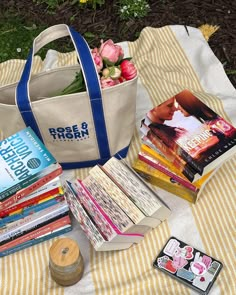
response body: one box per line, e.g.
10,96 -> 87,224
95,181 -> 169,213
0,127 -> 72,257
64,156 -> 171,251
135,89 -> 236,203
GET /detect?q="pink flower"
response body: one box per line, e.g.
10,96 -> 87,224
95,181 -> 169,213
120,60 -> 137,80
99,39 -> 124,65
100,77 -> 120,89
91,48 -> 103,73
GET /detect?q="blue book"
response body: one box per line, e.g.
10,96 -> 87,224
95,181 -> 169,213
0,127 -> 59,200
0,195 -> 65,228
0,225 -> 72,258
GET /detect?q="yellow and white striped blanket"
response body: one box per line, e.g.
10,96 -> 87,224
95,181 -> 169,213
0,25 -> 235,295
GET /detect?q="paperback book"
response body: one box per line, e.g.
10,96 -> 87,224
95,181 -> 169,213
64,156 -> 171,251
133,156 -> 217,203
0,127 -> 61,201
141,89 -> 236,182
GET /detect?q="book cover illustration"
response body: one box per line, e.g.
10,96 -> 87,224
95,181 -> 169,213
141,89 -> 236,181
153,237 -> 223,295
0,127 -> 58,200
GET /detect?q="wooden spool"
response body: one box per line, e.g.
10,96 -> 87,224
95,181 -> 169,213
49,238 -> 84,286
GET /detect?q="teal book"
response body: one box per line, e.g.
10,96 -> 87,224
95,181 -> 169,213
0,127 -> 59,200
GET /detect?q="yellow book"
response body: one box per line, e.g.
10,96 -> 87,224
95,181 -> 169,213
132,159 -> 215,203
141,144 -> 190,180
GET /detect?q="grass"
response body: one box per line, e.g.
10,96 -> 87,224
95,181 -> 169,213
0,13 -> 74,63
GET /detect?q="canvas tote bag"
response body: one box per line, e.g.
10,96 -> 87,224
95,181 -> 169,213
0,24 -> 138,169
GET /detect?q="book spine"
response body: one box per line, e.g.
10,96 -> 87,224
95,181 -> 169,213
142,131 -> 196,182
0,165 -> 62,210
0,195 -> 65,228
138,152 -> 198,193
13,176 -> 62,206
132,159 -> 198,203
149,125 -> 203,174
0,201 -> 69,243
0,215 -> 71,252
73,180 -> 143,239
0,212 -> 68,246
0,225 -> 72,258
0,187 -> 62,218
64,183 -> 105,250
89,165 -> 145,224
82,176 -> 134,233
140,143 -> 190,179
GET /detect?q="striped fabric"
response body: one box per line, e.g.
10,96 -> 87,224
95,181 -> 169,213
0,26 -> 235,295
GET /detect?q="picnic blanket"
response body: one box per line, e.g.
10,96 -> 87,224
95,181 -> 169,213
0,25 -> 235,295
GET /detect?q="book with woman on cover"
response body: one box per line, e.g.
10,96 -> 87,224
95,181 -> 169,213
140,89 -> 236,182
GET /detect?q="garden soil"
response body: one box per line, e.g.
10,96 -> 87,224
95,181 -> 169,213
1,0 -> 236,87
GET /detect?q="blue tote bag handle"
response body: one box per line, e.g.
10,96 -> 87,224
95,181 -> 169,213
16,24 -> 110,160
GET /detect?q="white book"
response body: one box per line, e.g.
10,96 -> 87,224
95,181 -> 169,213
103,157 -> 171,223
64,182 -> 134,251
0,201 -> 69,243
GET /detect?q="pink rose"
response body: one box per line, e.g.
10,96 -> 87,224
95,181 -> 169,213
120,60 -> 137,80
99,39 -> 124,65
100,77 -> 120,89
92,48 -> 103,73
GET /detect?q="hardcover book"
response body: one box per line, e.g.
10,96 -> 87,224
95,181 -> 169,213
0,127 -> 60,201
141,89 -> 236,182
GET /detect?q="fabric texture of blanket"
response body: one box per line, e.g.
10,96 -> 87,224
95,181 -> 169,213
0,25 -> 235,295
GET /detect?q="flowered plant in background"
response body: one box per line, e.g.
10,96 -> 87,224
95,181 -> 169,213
118,0 -> 150,20
33,0 -> 105,11
60,39 -> 137,94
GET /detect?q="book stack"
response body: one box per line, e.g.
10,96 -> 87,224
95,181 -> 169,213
64,156 -> 171,251
135,89 -> 236,203
0,127 -> 72,257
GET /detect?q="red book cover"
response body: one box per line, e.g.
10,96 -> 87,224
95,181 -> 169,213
0,215 -> 71,252
0,164 -> 62,210
0,186 -> 62,218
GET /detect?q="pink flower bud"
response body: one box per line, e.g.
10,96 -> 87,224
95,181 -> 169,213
100,77 -> 120,89
92,48 -> 103,73
120,60 -> 137,80
99,39 -> 124,65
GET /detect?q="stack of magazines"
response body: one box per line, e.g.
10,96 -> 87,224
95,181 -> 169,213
134,89 -> 236,203
0,127 -> 72,257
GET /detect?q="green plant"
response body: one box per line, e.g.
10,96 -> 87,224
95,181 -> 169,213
0,14 -> 74,62
118,0 -> 150,20
33,0 -> 105,12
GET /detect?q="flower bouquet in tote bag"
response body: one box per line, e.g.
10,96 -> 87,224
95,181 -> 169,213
0,24 -> 138,169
